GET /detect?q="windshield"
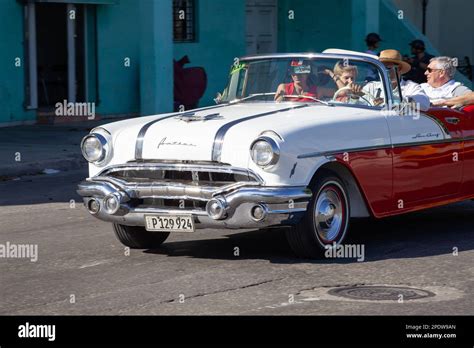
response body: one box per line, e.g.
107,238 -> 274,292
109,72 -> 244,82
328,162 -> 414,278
219,57 -> 392,107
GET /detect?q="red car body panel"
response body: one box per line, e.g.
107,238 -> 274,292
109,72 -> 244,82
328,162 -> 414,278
459,105 -> 474,196
333,106 -> 474,218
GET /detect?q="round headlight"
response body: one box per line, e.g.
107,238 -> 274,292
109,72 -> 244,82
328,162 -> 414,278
81,133 -> 110,165
82,136 -> 103,162
250,136 -> 280,167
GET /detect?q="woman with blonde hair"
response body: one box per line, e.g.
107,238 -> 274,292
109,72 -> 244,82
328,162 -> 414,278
331,62 -> 364,100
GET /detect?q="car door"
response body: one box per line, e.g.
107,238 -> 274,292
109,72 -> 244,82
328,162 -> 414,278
387,108 -> 463,212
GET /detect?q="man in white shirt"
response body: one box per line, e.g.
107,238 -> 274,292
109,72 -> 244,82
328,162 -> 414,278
420,56 -> 472,103
362,49 -> 430,111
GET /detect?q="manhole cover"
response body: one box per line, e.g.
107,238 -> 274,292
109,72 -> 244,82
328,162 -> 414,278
328,285 -> 436,301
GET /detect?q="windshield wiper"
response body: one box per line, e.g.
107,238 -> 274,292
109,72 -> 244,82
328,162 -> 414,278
230,93 -> 277,103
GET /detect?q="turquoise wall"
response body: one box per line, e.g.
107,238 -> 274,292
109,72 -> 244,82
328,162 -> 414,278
379,0 -> 472,88
350,0 -> 372,52
173,0 -> 246,107
95,0 -> 141,116
378,0 -> 418,57
1,0 -> 469,125
139,0 -> 174,115
0,1 -> 35,125
277,0 -> 352,53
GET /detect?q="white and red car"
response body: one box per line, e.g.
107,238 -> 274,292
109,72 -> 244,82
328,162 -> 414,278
77,49 -> 474,258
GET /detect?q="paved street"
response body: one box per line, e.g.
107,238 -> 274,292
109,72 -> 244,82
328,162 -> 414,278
0,120 -> 113,178
1,168 -> 473,315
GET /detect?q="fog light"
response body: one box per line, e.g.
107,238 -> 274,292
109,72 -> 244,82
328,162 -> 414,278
206,197 -> 228,220
87,198 -> 100,215
103,193 -> 120,215
251,204 -> 267,222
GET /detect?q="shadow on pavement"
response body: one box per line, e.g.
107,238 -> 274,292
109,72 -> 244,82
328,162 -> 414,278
145,201 -> 474,263
0,169 -> 87,206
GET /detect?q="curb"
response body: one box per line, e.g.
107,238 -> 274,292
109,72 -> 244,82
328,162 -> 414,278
0,155 -> 87,178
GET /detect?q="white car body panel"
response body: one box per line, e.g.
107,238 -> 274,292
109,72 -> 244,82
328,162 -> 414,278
86,102 -> 435,187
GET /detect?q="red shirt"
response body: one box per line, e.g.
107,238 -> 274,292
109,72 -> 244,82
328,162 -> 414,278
284,83 -> 318,102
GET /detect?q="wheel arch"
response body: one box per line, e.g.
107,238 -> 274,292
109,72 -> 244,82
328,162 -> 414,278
309,160 -> 372,218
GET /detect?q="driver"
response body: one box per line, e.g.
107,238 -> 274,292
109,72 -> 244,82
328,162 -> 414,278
362,49 -> 430,111
275,60 -> 318,102
327,61 -> 365,102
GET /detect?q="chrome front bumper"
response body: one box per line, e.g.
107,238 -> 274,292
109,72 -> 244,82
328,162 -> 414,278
76,172 -> 312,229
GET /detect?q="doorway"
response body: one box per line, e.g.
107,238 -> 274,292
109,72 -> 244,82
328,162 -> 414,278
24,2 -> 96,112
36,3 -> 69,108
245,0 -> 278,55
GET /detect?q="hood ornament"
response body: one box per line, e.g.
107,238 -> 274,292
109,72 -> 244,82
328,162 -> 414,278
175,112 -> 223,122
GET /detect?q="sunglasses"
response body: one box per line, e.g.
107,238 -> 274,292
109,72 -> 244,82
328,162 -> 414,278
384,64 -> 398,71
426,67 -> 443,73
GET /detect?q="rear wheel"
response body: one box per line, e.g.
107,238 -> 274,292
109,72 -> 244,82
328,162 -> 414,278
113,223 -> 170,249
286,172 -> 350,258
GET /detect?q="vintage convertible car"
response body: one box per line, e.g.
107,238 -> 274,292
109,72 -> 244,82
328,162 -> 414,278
77,49 -> 474,258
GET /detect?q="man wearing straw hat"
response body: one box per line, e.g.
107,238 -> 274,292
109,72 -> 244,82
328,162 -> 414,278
363,49 -> 430,111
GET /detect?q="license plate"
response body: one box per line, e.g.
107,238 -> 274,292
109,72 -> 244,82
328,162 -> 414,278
145,215 -> 195,232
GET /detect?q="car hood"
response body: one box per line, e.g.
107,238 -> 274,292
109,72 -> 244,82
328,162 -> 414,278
100,102 -> 373,167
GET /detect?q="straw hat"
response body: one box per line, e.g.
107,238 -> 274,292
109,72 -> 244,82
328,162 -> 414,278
379,49 -> 411,75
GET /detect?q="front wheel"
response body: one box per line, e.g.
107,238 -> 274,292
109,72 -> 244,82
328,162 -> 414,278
286,172 -> 350,258
113,223 -> 170,249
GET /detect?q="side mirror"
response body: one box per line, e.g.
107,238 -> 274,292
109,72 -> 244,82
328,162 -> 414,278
214,92 -> 222,104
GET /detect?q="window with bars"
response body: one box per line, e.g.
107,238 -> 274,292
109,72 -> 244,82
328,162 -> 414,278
173,0 -> 196,43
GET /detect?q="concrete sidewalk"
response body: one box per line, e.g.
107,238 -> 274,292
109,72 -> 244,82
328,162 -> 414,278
0,119 -> 124,178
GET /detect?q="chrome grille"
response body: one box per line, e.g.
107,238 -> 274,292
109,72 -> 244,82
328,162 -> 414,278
137,198 -> 207,211
99,163 -> 262,187
106,169 -> 252,186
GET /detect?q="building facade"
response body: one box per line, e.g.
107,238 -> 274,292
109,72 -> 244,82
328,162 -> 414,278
394,0 -> 474,68
0,0 -> 470,127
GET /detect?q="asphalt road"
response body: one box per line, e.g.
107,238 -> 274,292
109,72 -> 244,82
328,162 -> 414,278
1,169 -> 473,315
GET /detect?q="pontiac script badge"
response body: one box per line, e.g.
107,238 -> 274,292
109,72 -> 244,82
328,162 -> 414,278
157,137 -> 197,149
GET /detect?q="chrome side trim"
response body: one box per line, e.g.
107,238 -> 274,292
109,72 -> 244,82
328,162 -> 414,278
297,138 -> 465,159
298,144 -> 390,159
211,104 -> 309,162
134,103 -> 231,160
392,138 -> 462,148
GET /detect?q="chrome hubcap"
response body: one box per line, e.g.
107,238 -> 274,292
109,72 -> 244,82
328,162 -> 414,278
314,186 -> 344,242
